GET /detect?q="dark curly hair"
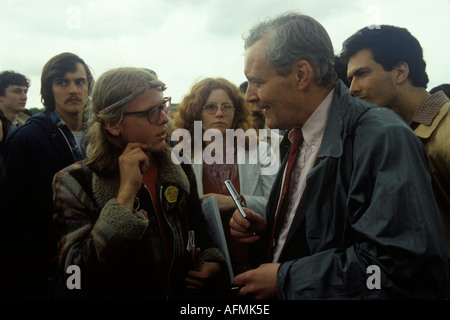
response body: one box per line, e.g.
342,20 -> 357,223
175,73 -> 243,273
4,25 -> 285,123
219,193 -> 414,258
0,71 -> 30,96
340,25 -> 429,88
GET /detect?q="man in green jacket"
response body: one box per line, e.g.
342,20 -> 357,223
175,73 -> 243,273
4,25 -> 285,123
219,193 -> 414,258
341,25 -> 450,296
229,13 -> 448,299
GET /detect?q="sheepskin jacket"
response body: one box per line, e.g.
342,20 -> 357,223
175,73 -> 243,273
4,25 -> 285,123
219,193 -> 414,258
52,147 -> 225,299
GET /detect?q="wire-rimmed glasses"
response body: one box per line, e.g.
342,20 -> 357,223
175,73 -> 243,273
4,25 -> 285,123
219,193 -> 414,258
202,103 -> 234,115
123,97 -> 171,124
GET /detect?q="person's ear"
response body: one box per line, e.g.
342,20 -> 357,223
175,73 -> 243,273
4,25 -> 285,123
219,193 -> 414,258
104,120 -> 121,136
394,62 -> 409,84
295,60 -> 314,90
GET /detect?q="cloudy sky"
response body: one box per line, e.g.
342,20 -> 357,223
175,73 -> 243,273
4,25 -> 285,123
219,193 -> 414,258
1,0 -> 449,108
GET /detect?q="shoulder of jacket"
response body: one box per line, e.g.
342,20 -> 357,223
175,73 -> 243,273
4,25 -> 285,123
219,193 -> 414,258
415,101 -> 450,139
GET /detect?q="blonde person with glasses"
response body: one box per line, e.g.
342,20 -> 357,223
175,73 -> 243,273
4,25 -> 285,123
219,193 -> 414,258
52,68 -> 226,299
173,77 -> 279,277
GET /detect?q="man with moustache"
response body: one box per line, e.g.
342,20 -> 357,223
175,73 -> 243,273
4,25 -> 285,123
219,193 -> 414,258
0,52 -> 94,299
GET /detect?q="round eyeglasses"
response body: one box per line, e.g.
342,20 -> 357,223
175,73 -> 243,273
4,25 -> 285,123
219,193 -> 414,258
202,103 -> 234,115
123,97 -> 171,124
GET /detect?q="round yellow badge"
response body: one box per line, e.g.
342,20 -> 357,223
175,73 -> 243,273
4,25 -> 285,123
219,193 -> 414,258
164,186 -> 179,203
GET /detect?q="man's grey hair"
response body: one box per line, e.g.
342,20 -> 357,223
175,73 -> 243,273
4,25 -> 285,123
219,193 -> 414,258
244,12 -> 336,87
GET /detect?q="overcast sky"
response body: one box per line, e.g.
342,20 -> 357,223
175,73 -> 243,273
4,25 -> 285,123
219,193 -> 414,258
1,0 -> 449,108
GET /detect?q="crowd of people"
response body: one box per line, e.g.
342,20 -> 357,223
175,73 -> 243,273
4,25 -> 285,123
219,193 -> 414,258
0,11 -> 449,300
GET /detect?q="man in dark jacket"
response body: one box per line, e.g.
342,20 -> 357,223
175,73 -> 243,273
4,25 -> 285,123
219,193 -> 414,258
230,13 -> 448,299
341,26 -> 450,296
0,52 -> 94,299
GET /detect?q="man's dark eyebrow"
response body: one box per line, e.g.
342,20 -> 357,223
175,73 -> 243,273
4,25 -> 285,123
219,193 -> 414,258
353,67 -> 371,76
53,77 -> 87,82
348,67 -> 371,81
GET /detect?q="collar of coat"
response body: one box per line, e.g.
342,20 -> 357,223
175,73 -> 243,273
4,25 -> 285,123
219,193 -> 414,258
414,100 -> 450,139
91,147 -> 190,208
318,79 -> 383,159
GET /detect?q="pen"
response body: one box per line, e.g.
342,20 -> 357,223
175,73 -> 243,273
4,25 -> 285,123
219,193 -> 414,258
230,284 -> 244,291
224,179 -> 257,236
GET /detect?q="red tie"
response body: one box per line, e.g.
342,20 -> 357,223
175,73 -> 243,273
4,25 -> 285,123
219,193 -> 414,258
268,128 -> 303,261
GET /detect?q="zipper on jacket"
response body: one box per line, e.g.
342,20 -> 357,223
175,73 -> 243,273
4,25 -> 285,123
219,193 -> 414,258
143,183 -> 176,299
159,184 -> 177,300
143,183 -> 176,300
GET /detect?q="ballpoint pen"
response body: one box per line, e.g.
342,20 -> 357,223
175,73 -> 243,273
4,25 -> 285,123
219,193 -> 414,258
224,179 -> 257,236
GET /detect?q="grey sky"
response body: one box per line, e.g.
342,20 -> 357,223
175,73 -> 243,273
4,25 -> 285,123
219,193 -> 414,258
1,0 -> 449,108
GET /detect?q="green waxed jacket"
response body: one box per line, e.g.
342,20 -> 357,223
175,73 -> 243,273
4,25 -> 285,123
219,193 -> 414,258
265,80 -> 448,299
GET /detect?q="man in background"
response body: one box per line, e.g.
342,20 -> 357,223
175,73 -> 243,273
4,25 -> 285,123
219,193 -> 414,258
430,83 -> 450,97
0,71 -> 30,149
341,26 -> 450,296
0,52 -> 94,299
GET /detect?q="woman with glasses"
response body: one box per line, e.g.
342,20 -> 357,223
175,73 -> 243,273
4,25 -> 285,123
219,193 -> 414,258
52,68 -> 226,299
173,77 -> 279,276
